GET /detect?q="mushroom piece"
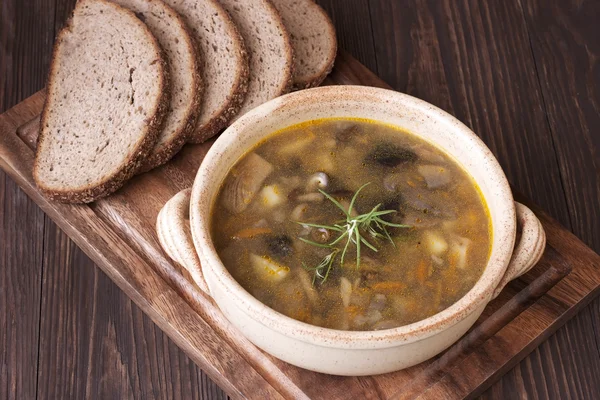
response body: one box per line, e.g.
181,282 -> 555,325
366,142 -> 417,167
297,269 -> 319,305
334,121 -> 360,143
310,227 -> 331,243
413,145 -> 447,164
340,277 -> 353,307
305,172 -> 329,192
250,254 -> 290,282
353,310 -> 383,328
401,185 -> 457,219
291,203 -> 309,221
383,171 -> 425,192
418,165 -> 452,189
338,199 -> 359,217
266,235 -> 294,258
297,192 -> 325,202
449,236 -> 471,269
221,153 -> 273,213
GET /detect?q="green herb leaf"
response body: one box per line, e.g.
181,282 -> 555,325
298,182 -> 412,284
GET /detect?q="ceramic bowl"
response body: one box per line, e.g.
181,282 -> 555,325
159,86 -> 546,376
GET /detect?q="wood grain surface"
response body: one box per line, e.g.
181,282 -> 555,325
1,0 -> 598,399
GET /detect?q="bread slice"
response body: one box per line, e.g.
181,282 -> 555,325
270,0 -> 337,89
112,0 -> 203,172
218,0 -> 294,118
163,0 -> 249,144
33,0 -> 169,203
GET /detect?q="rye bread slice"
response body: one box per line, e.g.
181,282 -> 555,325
218,0 -> 294,119
270,0 -> 337,89
112,0 -> 203,172
163,0 -> 249,144
33,0 -> 169,203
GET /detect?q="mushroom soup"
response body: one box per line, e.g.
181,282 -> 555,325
210,118 -> 491,331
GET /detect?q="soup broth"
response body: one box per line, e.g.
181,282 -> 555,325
211,118 -> 491,331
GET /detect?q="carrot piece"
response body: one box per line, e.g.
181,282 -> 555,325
232,227 -> 272,239
370,281 -> 406,292
415,260 -> 426,284
345,305 -> 360,315
447,252 -> 458,276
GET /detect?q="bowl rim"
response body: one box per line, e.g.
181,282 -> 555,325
190,85 -> 516,349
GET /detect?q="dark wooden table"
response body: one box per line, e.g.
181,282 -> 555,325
1,0 -> 599,398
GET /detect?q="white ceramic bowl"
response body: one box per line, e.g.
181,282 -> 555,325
159,86 -> 546,376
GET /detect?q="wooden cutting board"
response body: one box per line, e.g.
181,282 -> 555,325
1,51 -> 599,400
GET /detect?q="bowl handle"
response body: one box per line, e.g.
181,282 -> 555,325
156,188 -> 210,293
492,202 -> 546,299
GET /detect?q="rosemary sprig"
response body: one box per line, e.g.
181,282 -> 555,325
298,183 -> 411,284
302,250 -> 339,285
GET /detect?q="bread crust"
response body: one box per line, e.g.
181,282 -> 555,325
186,0 -> 250,144
291,0 -> 337,90
188,0 -> 294,144
33,0 -> 170,203
264,0 -> 295,96
137,0 -> 204,172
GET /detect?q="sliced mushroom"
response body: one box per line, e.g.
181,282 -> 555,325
297,269 -> 319,305
366,142 -> 417,167
221,153 -> 273,213
338,199 -> 359,217
418,165 -> 452,189
334,121 -> 360,143
340,277 -> 353,307
383,171 -> 425,192
413,145 -> 447,164
291,203 -> 309,221
353,310 -> 383,328
401,186 -> 457,219
449,236 -> 471,269
297,192 -> 325,202
250,254 -> 290,282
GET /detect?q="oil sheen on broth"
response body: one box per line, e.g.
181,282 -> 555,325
211,118 -> 491,331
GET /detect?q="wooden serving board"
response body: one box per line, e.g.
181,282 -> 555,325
1,51 -> 599,400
